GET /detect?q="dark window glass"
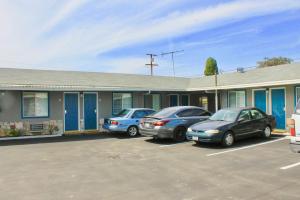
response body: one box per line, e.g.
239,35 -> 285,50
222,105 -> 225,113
238,110 -> 251,121
250,109 -> 264,120
177,109 -> 194,117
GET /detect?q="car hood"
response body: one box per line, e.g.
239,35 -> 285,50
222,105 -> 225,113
191,120 -> 233,131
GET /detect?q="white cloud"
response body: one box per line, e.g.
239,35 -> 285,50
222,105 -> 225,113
0,0 -> 300,72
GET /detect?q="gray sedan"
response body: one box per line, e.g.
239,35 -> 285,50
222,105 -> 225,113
139,106 -> 211,142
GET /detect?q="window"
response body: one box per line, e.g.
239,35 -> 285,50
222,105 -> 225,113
199,96 -> 208,110
22,92 -> 49,118
238,110 -> 251,121
296,87 -> 300,106
250,109 -> 264,120
132,110 -> 147,119
229,91 -> 246,108
152,94 -> 161,111
169,95 -> 178,107
177,109 -> 194,117
113,93 -> 132,115
181,95 -> 189,106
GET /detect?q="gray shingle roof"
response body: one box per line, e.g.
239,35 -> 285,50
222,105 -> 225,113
0,62 -> 300,91
0,68 -> 190,91
189,62 -> 300,90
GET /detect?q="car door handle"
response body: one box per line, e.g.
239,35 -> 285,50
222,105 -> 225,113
65,110 -> 67,114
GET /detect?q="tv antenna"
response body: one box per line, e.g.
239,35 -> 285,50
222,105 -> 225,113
161,50 -> 184,77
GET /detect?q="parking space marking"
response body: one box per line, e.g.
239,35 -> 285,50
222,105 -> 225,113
280,162 -> 300,170
206,137 -> 287,157
159,144 -> 179,148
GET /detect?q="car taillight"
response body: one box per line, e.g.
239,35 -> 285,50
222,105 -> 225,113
287,118 -> 295,137
153,120 -> 170,127
111,121 -> 119,125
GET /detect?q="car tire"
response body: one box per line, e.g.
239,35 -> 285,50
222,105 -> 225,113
127,126 -> 139,137
173,127 -> 187,142
262,126 -> 272,138
222,131 -> 234,147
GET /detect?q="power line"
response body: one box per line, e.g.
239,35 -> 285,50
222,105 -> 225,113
161,50 -> 184,77
145,54 -> 158,76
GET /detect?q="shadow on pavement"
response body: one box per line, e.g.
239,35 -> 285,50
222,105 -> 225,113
0,132 -> 145,146
144,138 -> 185,145
192,134 -> 287,150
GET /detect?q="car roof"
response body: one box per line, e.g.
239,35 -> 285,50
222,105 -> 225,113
221,107 -> 256,112
130,108 -> 155,111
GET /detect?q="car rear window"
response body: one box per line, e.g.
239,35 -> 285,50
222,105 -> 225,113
115,109 -> 131,117
151,107 -> 178,118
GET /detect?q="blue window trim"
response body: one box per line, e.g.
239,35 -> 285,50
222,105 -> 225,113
21,91 -> 50,119
227,90 -> 247,108
112,92 -> 133,115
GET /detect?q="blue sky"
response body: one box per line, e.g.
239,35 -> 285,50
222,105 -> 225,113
0,0 -> 300,77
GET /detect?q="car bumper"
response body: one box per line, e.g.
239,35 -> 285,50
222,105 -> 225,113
139,126 -> 174,139
102,124 -> 127,132
290,137 -> 300,153
186,131 -> 223,143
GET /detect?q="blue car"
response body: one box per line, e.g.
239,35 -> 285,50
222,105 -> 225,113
103,108 -> 156,137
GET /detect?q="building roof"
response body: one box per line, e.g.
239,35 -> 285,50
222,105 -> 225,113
189,62 -> 300,90
0,68 -> 190,91
0,62 -> 300,91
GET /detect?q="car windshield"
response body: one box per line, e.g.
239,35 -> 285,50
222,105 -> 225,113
209,109 -> 239,122
151,107 -> 178,118
115,109 -> 131,117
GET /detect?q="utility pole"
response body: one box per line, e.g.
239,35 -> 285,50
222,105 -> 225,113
215,69 -> 218,112
145,54 -> 158,76
161,50 -> 184,77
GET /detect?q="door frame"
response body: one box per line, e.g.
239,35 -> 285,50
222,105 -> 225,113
269,87 -> 286,129
252,88 -> 268,113
63,92 -> 80,132
83,92 -> 99,130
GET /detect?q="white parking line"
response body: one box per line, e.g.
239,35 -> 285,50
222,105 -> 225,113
159,144 -> 179,148
206,137 -> 287,157
280,162 -> 300,170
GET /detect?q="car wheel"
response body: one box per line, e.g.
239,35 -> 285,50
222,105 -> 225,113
262,126 -> 271,138
173,127 -> 187,142
127,126 -> 139,137
222,131 -> 234,147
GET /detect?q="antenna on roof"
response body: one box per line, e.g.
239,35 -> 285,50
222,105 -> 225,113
161,50 -> 184,77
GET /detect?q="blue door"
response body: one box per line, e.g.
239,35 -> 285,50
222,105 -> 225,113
271,89 -> 285,129
254,90 -> 267,112
65,93 -> 79,131
84,93 -> 97,130
170,95 -> 178,107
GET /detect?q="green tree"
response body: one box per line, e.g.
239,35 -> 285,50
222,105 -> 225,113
204,57 -> 218,76
257,57 -> 293,68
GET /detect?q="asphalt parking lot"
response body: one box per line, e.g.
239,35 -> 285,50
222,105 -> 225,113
0,134 -> 299,200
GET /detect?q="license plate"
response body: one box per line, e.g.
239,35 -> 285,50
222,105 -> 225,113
144,123 -> 150,128
192,136 -> 198,141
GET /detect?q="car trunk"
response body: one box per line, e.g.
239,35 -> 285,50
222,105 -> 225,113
141,117 -> 162,129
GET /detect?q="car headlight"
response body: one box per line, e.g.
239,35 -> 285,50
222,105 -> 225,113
204,129 -> 220,134
187,128 -> 192,132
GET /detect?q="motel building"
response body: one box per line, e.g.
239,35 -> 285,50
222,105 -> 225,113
0,63 -> 299,139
